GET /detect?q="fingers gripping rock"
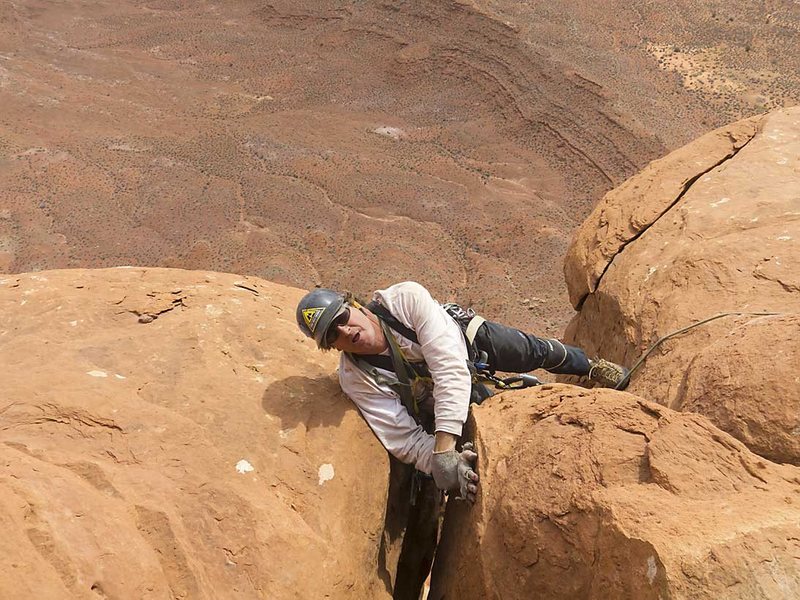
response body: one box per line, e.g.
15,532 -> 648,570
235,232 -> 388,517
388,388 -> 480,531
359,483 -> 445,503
460,442 -> 479,503
431,443 -> 480,502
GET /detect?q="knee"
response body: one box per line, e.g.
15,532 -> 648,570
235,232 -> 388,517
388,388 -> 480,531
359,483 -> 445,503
541,339 -> 568,370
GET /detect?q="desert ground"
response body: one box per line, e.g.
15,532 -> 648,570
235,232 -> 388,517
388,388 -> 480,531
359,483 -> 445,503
2,0 -> 797,335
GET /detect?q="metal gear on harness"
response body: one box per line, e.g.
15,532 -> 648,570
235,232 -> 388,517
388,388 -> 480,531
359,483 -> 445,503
487,372 -> 543,390
471,348 -> 543,390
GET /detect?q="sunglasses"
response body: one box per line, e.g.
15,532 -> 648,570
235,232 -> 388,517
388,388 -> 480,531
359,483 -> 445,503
324,307 -> 351,348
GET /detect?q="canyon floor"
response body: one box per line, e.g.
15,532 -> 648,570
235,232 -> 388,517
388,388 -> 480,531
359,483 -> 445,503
2,0 -> 798,335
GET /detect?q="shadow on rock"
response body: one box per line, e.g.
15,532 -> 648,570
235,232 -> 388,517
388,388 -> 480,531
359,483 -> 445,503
261,374 -> 352,430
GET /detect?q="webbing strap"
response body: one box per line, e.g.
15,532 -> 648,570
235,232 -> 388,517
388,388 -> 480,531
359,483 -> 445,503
366,301 -> 418,343
349,354 -> 400,388
465,315 -> 485,344
359,353 -> 430,379
358,353 -> 395,373
347,354 -> 423,422
380,320 -> 421,421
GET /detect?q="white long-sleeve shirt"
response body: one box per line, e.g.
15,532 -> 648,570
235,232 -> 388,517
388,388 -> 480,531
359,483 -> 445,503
338,281 -> 472,475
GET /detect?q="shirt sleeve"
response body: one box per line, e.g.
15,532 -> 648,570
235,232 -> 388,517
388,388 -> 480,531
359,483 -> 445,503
387,282 -> 472,438
339,354 -> 436,474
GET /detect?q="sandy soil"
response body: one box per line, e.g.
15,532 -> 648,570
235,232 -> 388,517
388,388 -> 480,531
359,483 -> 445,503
1,0 -> 797,336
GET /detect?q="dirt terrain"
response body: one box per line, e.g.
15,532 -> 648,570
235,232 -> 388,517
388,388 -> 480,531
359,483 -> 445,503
2,0 -> 797,337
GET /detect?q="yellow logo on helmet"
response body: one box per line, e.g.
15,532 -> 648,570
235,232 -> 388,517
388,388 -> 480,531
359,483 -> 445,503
302,307 -> 325,333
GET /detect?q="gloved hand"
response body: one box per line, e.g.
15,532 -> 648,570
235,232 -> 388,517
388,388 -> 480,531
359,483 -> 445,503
430,442 -> 480,503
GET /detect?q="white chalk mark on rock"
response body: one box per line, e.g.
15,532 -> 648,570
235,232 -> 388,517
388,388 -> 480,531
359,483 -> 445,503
87,370 -> 108,378
206,304 -> 224,317
646,556 -> 657,584
710,197 -> 730,208
318,463 -> 335,485
236,459 -> 254,474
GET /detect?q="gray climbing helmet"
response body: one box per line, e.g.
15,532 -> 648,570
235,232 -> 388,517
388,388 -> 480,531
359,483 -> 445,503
296,288 -> 347,348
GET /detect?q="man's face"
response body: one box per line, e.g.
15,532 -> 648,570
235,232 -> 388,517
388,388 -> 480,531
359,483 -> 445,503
327,306 -> 386,354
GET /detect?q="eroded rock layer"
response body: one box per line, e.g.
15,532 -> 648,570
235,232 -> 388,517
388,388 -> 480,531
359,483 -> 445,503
562,107 -> 800,463
3,1 -> 798,336
429,385 -> 800,599
0,268 -> 390,599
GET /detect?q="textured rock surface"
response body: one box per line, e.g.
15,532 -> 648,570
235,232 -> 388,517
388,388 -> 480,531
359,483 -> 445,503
562,107 -> 800,462
680,315 -> 800,465
563,114 -> 761,309
429,385 -> 800,599
0,268 -> 391,599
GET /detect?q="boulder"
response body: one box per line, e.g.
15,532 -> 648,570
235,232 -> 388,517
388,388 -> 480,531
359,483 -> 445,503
0,268 -> 391,599
680,315 -> 800,465
563,114 -> 761,310
562,107 -> 800,462
429,385 -> 800,599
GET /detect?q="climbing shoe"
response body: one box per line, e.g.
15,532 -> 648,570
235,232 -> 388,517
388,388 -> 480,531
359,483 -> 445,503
588,359 -> 630,390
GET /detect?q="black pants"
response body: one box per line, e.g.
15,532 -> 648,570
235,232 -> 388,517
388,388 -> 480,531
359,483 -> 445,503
473,320 -> 590,376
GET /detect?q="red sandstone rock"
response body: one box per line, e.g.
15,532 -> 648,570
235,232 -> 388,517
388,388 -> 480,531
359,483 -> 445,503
562,107 -> 800,463
563,114 -> 761,309
0,268 -> 391,599
680,315 -> 800,465
429,385 -> 800,599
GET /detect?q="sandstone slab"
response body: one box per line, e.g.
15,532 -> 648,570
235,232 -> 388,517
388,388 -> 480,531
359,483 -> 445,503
429,385 -> 800,599
563,114 -> 761,309
0,268 -> 391,599
680,314 -> 800,465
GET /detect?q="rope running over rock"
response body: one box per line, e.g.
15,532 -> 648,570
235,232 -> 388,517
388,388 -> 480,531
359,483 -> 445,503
617,311 -> 788,390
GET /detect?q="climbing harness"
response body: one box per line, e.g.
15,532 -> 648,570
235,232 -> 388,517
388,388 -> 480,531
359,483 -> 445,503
440,302 -> 543,390
347,300 -> 543,508
350,301 -> 542,417
616,311 -> 785,390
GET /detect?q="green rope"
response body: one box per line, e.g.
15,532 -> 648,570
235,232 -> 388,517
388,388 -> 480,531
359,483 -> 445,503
617,311 -> 786,390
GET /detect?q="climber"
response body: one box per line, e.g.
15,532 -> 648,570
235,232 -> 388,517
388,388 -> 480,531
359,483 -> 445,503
295,281 -> 628,504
